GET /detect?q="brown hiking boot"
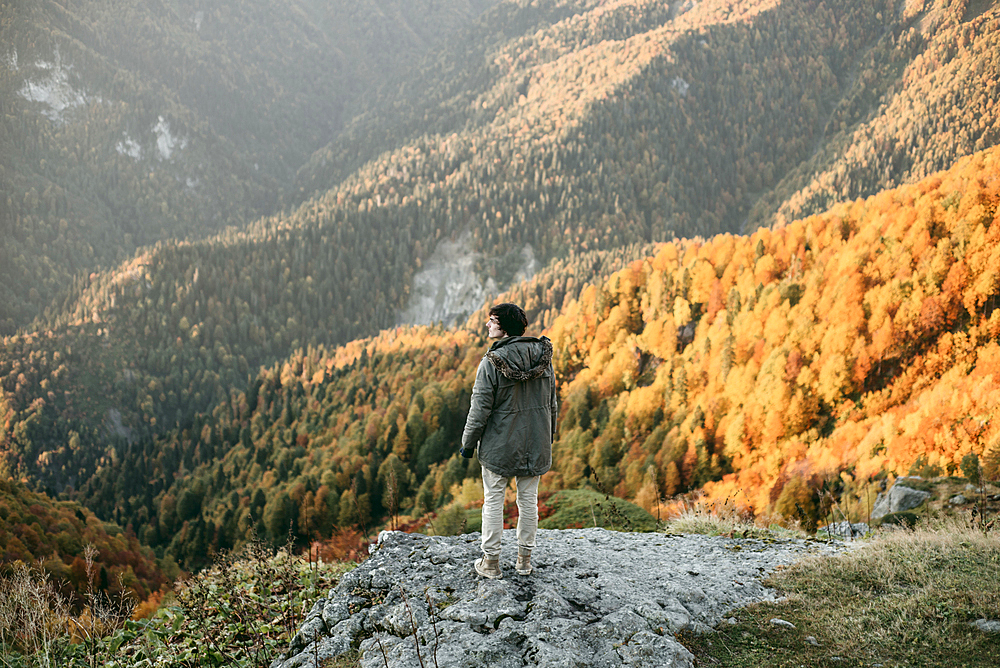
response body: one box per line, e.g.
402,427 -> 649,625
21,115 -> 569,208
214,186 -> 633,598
475,556 -> 502,579
515,549 -> 532,575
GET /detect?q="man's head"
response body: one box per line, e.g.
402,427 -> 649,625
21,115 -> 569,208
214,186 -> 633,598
487,303 -> 528,339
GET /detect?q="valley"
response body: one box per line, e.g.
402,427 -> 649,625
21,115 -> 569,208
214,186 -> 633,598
1,0 -> 999,611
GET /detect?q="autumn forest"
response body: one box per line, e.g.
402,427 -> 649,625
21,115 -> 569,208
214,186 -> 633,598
2,0 -> 1000,610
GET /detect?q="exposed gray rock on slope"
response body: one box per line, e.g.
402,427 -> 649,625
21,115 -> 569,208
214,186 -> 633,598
275,528 -> 848,668
871,482 -> 931,519
395,230 -> 538,327
818,521 -> 870,540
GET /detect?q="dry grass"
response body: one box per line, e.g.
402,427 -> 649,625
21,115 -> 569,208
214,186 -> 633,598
0,562 -> 71,668
0,544 -> 135,668
663,502 -> 807,540
680,516 -> 1000,667
774,518 -> 1000,657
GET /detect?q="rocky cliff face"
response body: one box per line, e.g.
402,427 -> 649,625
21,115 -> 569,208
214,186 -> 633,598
274,528 -> 848,668
396,233 -> 537,327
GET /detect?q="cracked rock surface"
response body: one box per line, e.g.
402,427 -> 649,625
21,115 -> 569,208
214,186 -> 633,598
274,528 -> 848,668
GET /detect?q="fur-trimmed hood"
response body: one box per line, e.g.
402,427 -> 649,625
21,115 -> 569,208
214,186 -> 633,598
485,336 -> 553,381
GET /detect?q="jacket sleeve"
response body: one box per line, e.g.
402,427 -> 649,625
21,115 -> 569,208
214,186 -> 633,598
549,364 -> 558,443
462,357 -> 496,451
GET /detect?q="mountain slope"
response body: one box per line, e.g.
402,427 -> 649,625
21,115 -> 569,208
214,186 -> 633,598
545,146 -> 1000,521
70,245 -> 652,565
748,0 -> 1000,229
0,0 -> 495,333
4,0 -> 1000,551
0,477 -> 169,607
70,147 -> 1000,567
0,0 -> 895,485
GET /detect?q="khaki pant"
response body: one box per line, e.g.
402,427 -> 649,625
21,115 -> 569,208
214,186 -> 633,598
480,465 -> 539,558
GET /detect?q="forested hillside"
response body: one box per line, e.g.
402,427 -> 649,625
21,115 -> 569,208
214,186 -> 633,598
0,477 -> 169,607
749,0 -> 1000,228
71,245 -> 654,566
547,146 -> 1000,523
8,0 -> 1000,501
0,0 -> 495,333
60,147 -> 1000,569
4,0 -> 1000,577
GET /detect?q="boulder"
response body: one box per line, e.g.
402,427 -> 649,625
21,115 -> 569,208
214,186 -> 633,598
871,484 -> 931,519
973,619 -> 1000,633
817,521 -> 869,540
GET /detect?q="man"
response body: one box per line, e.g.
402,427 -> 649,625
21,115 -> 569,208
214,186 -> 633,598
460,303 -> 557,579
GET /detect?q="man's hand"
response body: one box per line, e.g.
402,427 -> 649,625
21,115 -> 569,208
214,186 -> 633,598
459,445 -> 475,458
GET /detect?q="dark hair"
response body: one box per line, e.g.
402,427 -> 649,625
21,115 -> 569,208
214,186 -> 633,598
489,303 -> 528,337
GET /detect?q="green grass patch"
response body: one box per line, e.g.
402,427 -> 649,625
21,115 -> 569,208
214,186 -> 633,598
679,519 -> 1000,667
464,507 -> 482,533
538,488 -> 658,532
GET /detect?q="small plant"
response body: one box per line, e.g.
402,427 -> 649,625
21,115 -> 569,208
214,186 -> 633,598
970,503 -> 997,536
0,561 -> 72,668
398,586 -> 426,668
962,451 -> 997,536
70,544 -> 136,668
590,470 -> 634,532
424,589 -> 442,668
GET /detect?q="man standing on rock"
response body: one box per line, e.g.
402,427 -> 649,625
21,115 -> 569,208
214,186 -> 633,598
460,303 -> 557,579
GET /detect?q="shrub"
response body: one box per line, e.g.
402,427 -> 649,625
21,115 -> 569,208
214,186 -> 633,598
961,452 -> 982,486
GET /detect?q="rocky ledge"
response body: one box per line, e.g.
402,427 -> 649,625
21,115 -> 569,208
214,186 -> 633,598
274,528 -> 849,668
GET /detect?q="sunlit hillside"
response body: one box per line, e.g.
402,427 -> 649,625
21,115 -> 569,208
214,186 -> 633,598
547,146 -> 1000,524
59,146 -> 1000,569
0,0 -> 496,332
4,0 -> 1000,580
6,0 -> 1000,503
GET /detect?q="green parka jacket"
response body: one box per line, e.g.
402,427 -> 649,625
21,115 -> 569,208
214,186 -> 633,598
461,335 -> 557,478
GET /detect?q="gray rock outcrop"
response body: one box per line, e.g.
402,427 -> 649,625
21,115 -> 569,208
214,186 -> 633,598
395,231 -> 538,327
973,619 -> 1000,633
871,483 -> 931,519
818,521 -> 869,540
274,528 -> 848,668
